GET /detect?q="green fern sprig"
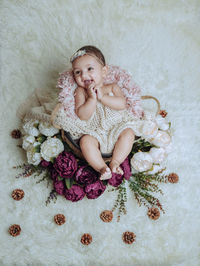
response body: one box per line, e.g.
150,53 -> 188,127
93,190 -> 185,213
129,179 -> 165,213
111,180 -> 128,221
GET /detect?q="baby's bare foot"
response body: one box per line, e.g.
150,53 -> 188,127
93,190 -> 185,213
100,167 -> 112,180
109,160 -> 124,175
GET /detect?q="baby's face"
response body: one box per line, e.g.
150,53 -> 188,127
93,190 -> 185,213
72,54 -> 106,89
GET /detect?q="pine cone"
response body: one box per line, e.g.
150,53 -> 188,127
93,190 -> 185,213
54,214 -> 66,225
159,110 -> 168,118
9,224 -> 21,237
122,231 -> 136,244
11,189 -> 24,201
147,207 -> 160,220
168,173 -> 179,183
81,233 -> 92,245
100,210 -> 113,223
11,129 -> 22,139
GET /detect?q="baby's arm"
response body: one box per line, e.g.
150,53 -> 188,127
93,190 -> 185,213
99,84 -> 126,110
75,86 -> 97,120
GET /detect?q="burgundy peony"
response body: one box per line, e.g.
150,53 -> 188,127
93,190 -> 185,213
75,165 -> 98,185
108,172 -> 123,187
64,185 -> 85,202
121,157 -> 131,181
108,157 -> 131,187
54,180 -> 65,195
85,180 -> 106,199
50,168 -> 59,181
53,152 -> 78,179
40,160 -> 51,168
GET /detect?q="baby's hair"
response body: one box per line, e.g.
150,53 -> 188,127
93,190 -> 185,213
70,45 -> 106,66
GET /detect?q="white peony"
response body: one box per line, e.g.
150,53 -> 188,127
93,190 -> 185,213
22,135 -> 36,150
141,120 -> 158,139
40,137 -> 64,161
131,151 -> 153,172
38,122 -> 59,137
149,147 -> 167,164
155,115 -> 169,131
23,119 -> 39,136
27,144 -> 41,165
150,130 -> 171,148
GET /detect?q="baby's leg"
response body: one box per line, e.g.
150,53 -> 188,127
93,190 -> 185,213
110,128 -> 135,174
80,135 -> 112,180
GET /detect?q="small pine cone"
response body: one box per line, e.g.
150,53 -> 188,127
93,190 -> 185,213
81,233 -> 92,245
9,224 -> 21,237
122,231 -> 136,244
54,214 -> 66,225
100,210 -> 113,223
11,189 -> 24,201
168,173 -> 179,183
11,129 -> 22,139
147,207 -> 160,220
159,110 -> 168,118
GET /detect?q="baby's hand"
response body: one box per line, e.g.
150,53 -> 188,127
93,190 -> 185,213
87,83 -> 97,99
96,87 -> 104,101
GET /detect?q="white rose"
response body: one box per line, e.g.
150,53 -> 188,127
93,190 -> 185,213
155,115 -> 169,131
40,137 -> 64,161
141,120 -> 158,139
149,147 -> 166,164
131,152 -> 153,172
150,130 -> 171,147
23,119 -> 39,136
27,150 -> 41,166
39,122 -> 59,137
22,135 -> 36,150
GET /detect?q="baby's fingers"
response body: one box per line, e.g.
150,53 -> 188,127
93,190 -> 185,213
88,82 -> 95,90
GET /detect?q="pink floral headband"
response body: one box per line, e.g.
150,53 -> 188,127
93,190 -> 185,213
70,50 -> 105,66
70,50 -> 87,63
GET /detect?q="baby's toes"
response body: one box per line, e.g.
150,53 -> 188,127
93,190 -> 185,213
100,168 -> 112,180
116,167 -> 124,175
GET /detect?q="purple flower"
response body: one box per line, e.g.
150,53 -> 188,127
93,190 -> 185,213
53,152 -> 78,179
64,185 -> 85,202
121,157 -> 131,181
40,160 -> 51,168
85,180 -> 106,199
75,165 -> 98,185
50,167 -> 59,181
108,172 -> 123,187
108,157 -> 131,187
54,180 -> 65,195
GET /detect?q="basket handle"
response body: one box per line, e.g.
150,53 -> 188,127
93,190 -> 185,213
141,95 -> 161,115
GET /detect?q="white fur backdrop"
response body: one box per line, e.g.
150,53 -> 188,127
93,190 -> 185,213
0,0 -> 200,265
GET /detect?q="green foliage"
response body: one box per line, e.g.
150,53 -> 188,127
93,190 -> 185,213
65,178 -> 72,189
111,180 -> 127,222
130,138 -> 156,156
36,134 -> 47,143
14,163 -> 52,186
128,169 -> 167,213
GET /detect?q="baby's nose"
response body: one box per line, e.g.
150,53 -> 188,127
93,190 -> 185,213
81,71 -> 89,79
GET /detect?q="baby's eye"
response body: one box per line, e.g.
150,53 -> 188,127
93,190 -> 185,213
74,70 -> 81,76
88,67 -> 93,71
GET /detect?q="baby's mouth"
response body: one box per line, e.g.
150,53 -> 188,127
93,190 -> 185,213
84,80 -> 94,87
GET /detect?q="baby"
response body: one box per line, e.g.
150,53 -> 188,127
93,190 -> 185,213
52,45 -> 139,180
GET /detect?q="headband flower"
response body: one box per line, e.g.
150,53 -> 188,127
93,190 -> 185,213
70,50 -> 86,63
